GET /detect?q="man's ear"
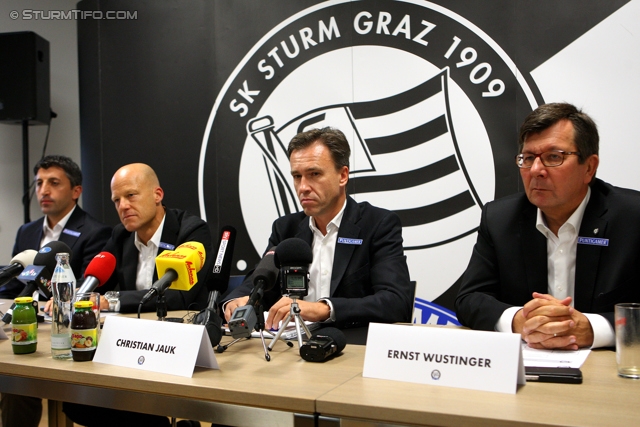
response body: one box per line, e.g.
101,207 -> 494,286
584,154 -> 599,184
72,185 -> 82,201
339,166 -> 349,188
154,186 -> 165,205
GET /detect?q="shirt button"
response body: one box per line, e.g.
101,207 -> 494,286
322,270 -> 328,276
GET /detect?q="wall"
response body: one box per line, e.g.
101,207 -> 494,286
76,0 -> 640,321
0,0 -> 82,262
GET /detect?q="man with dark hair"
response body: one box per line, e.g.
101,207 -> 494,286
0,155 -> 112,298
455,103 -> 640,350
0,155 -> 111,427
224,127 -> 413,330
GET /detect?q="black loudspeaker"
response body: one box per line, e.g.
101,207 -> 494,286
0,31 -> 50,125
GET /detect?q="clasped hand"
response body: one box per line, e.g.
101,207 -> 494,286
513,292 -> 594,350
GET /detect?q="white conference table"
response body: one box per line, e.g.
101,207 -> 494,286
1,302 -> 638,427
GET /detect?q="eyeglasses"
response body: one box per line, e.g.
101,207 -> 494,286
515,150 -> 581,168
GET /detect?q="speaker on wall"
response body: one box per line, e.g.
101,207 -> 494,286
0,31 -> 50,125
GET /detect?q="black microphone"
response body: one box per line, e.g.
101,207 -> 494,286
228,247 -> 278,338
194,226 -> 236,346
0,250 -> 37,287
274,238 -> 312,298
21,241 -> 72,299
274,238 -> 313,268
2,241 -> 72,324
299,327 -> 347,362
247,247 -> 278,306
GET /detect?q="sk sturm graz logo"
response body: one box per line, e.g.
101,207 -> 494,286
199,0 -> 538,323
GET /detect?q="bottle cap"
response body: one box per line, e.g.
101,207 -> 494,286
14,296 -> 34,304
74,301 -> 93,309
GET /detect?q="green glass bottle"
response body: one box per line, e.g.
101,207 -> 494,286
11,296 -> 37,354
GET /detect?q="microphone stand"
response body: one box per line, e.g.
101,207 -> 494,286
156,292 -> 168,321
268,295 -> 312,351
216,297 -> 293,361
254,301 -> 272,361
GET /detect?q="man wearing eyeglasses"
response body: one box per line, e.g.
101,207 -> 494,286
455,102 -> 640,350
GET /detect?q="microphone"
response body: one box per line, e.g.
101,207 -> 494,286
274,238 -> 313,268
194,226 -> 236,346
0,250 -> 38,287
299,327 -> 347,362
209,225 -> 236,296
228,247 -> 278,338
76,252 -> 117,294
19,241 -> 72,300
247,247 -> 278,305
140,241 -> 205,305
2,241 -> 71,324
274,238 -> 312,298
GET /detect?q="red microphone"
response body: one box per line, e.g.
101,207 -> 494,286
77,252 -> 117,294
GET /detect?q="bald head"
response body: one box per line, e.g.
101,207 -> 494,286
111,163 -> 165,243
111,163 -> 160,189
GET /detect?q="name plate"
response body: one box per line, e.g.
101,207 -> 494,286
363,323 -> 525,394
93,316 -> 218,377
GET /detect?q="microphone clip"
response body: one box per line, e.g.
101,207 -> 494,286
155,292 -> 168,320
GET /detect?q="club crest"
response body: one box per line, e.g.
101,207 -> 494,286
199,0 -> 539,319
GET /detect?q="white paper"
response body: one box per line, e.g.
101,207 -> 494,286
94,316 -> 218,377
522,343 -> 591,368
363,324 -> 525,394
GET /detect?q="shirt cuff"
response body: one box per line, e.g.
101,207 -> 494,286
221,298 -> 237,314
318,298 -> 336,322
584,313 -> 615,348
496,306 -> 522,333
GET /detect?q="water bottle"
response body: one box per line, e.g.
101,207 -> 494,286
51,252 -> 75,359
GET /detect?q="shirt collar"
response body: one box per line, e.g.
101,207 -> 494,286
43,204 -> 77,234
309,199 -> 347,235
134,213 -> 166,251
536,186 -> 591,238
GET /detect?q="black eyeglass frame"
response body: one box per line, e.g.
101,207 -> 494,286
515,150 -> 581,168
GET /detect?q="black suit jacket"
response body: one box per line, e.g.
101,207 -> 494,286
455,179 -> 640,331
0,206 -> 112,298
100,208 -> 211,313
225,196 -> 413,327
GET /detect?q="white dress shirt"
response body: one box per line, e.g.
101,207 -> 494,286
133,215 -> 166,291
40,205 -> 77,248
496,187 -> 615,348
307,199 -> 347,322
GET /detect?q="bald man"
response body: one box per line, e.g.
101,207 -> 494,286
98,163 -> 212,313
